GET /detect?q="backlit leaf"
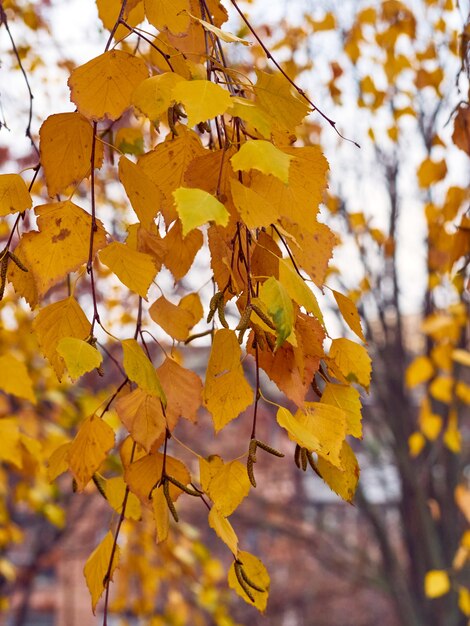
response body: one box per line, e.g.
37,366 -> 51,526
228,551 -> 270,611
125,452 -> 190,506
279,259 -> 325,325
99,242 -> 156,299
39,112 -> 104,197
68,50 -> 148,121
321,382 -> 362,439
258,277 -> 294,347
203,329 -> 253,431
0,174 -> 32,216
67,415 -> 115,491
33,296 -> 91,379
56,338 -> 102,380
104,476 -> 141,521
208,507 -> 238,555
406,355 -> 434,388
118,156 -> 162,229
156,357 -> 202,424
84,531 -> 120,612
231,141 -> 293,183
149,295 -> 197,342
173,187 -> 229,236
22,201 -> 107,298
254,70 -> 310,132
332,290 -> 366,342
121,339 -> 166,405
316,441 -> 360,503
329,338 -> 372,390
115,388 -> 166,452
145,0 -> 191,34
200,456 -> 250,516
172,80 -> 231,127
152,486 -> 170,543
131,72 -> 183,121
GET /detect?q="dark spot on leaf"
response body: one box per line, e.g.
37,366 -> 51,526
52,228 -> 71,242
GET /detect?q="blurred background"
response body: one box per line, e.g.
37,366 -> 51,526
0,1 -> 469,625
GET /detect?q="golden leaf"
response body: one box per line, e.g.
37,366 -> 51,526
321,382 -> 362,439
228,551 -> 270,611
329,338 -> 372,390
316,441 -> 360,503
156,357 -> 202,424
84,531 -> 120,612
149,295 -> 197,342
33,296 -> 91,379
230,178 -> 278,230
115,388 -> 166,452
200,456 -> 250,516
125,452 -> 190,506
121,339 -> 166,404
173,187 -> 229,235
405,355 -> 434,388
118,156 -> 163,229
162,219 -> 203,281
258,276 -> 294,347
145,0 -> 191,34
67,415 -> 115,491
0,174 -> 32,216
152,485 -> 170,543
0,418 -> 22,467
39,112 -> 104,197
99,242 -> 156,299
132,72 -> 183,121
56,338 -> 103,380
424,570 -> 450,599
231,140 -> 293,183
22,201 -> 107,298
254,70 -> 310,132
104,476 -> 141,521
173,79 -> 232,127
208,507 -> 238,555
68,50 -> 148,121
0,355 -> 35,404
203,329 -> 253,431
279,259 -> 325,325
332,290 -> 366,342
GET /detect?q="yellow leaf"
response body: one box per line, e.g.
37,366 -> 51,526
104,476 -> 141,521
132,72 -> 184,121
419,396 -> 442,440
152,485 -> 170,543
228,551 -> 270,611
429,376 -> 453,403
162,219 -> 203,280
191,15 -> 250,45
424,570 -> 450,598
68,50 -> 148,121
258,277 -> 294,348
138,127 -> 206,225
329,338 -> 372,390
254,70 -> 310,132
277,405 -> 346,468
203,329 -> 253,431
97,0 -> 144,35
84,531 -> 120,612
67,415 -> 115,491
39,113 -> 104,197
118,156 -> 162,229
0,174 -> 32,216
56,338 -> 102,380
156,357 -> 202,424
279,259 -> 325,326
115,126 -> 144,156
121,339 -> 166,405
115,388 -> 166,452
228,98 -> 272,138
173,187 -> 229,236
332,290 -> 366,342
99,242 -> 156,299
409,431 -> 426,457
145,0 -> 191,34
200,456 -> 250,516
149,295 -> 197,342
0,355 -> 35,404
320,382 -> 362,439
6,237 -> 38,308
443,409 -> 461,453
125,452 -> 190,506
316,441 -> 360,503
172,80 -> 231,127
458,587 -> 470,616
230,178 -> 278,229
452,349 -> 470,367
208,507 -> 238,555
406,355 -> 434,388
231,141 -> 293,183
47,442 -> 71,481
22,201 -> 107,298
33,296 -> 91,379
0,418 -> 22,467
417,158 -> 447,188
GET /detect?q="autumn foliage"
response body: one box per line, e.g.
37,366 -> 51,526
0,0 -> 469,624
